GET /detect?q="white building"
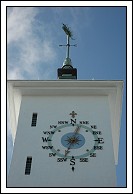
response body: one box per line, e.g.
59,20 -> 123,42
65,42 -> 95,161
7,80 -> 123,187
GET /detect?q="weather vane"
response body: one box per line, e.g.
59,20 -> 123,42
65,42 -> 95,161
59,23 -> 77,59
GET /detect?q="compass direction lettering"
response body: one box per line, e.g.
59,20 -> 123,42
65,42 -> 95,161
49,153 -> 56,157
42,146 -> 53,149
93,131 -> 102,135
50,125 -> 57,129
42,137 -> 52,142
70,119 -> 77,126
91,125 -> 97,129
57,158 -> 67,162
80,158 -> 88,162
94,138 -> 104,144
70,157 -> 75,165
94,146 -> 103,150
43,131 -> 55,135
90,153 -> 96,157
79,121 -> 89,125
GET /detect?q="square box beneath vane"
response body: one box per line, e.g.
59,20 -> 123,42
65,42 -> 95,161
57,68 -> 77,79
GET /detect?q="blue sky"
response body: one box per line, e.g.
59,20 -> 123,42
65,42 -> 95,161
7,6 -> 127,188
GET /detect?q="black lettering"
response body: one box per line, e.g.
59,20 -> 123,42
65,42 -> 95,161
93,131 -> 102,135
80,158 -> 88,162
70,158 -> 75,165
57,158 -> 67,162
49,153 -> 56,157
58,121 -> 69,125
94,146 -> 103,150
98,138 -> 104,144
43,131 -> 55,135
94,138 -> 104,144
91,125 -> 97,129
42,137 -> 52,142
50,125 -> 57,129
79,121 -> 89,125
42,146 -> 53,149
70,119 -> 77,126
90,153 -> 96,157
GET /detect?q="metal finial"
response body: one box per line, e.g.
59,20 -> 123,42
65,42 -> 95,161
59,23 -> 76,61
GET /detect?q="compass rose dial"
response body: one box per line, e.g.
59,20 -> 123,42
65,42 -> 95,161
41,111 -> 104,171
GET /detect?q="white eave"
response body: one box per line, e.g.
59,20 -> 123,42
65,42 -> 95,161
7,80 -> 123,165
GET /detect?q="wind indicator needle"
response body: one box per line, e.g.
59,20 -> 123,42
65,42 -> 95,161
65,149 -> 70,157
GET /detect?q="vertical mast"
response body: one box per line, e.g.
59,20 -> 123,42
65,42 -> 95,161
66,35 -> 70,59
59,24 -> 76,68
58,24 -> 77,79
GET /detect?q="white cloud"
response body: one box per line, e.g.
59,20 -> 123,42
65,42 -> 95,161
7,7 -> 37,45
7,66 -> 25,79
7,7 -> 57,80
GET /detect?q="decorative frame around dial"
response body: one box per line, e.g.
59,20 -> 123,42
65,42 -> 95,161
47,124 -> 100,159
